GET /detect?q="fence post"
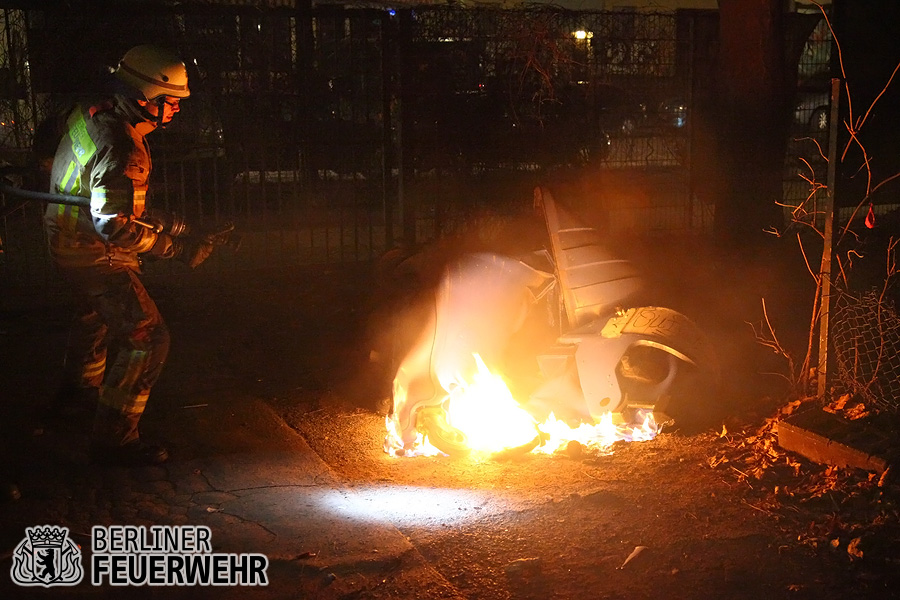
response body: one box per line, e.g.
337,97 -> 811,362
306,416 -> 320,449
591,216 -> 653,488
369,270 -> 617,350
816,77 -> 841,399
295,1 -> 315,186
396,8 -> 416,246
381,11 -> 397,250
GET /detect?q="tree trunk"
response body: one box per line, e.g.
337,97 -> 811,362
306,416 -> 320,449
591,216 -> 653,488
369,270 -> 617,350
714,0 -> 791,249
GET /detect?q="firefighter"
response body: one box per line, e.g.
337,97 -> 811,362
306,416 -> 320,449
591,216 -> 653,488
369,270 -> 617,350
43,45 -> 212,466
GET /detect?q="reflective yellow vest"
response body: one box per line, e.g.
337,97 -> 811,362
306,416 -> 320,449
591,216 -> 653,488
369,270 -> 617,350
43,99 -> 160,270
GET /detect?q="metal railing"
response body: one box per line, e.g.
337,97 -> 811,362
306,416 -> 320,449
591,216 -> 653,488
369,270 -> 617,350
0,4 -> 829,296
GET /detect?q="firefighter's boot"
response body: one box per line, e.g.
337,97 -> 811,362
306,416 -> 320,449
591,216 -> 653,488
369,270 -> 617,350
90,404 -> 168,467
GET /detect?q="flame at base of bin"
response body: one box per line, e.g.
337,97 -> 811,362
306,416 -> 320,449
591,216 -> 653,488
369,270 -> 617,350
384,354 -> 659,458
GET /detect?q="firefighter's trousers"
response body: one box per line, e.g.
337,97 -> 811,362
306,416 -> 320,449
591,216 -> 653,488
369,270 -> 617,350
58,265 -> 170,446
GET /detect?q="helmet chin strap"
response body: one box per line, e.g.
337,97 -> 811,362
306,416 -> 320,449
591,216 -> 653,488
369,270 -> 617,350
128,97 -> 163,132
154,97 -> 167,129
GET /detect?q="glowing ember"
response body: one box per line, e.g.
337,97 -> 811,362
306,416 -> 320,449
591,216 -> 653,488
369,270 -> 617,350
385,354 -> 660,457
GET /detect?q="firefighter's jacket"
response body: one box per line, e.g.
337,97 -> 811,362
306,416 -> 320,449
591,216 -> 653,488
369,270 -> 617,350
44,95 -> 176,271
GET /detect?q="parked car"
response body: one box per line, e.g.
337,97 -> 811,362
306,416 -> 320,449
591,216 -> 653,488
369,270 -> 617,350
409,84 -> 617,170
794,89 -> 830,133
656,96 -> 689,130
408,81 -> 678,171
591,83 -> 648,137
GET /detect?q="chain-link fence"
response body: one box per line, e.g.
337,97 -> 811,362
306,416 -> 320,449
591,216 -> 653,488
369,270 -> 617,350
832,290 -> 900,413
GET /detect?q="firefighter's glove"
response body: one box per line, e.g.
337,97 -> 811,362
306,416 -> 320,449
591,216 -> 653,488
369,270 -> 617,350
147,232 -> 178,259
175,237 -> 215,269
176,223 -> 234,269
204,222 -> 236,249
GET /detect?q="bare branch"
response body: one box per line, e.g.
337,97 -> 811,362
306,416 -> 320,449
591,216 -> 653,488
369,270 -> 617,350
816,3 -> 846,79
835,253 -> 849,288
866,170 -> 900,200
797,232 -> 818,281
748,298 -> 798,387
855,60 -> 900,131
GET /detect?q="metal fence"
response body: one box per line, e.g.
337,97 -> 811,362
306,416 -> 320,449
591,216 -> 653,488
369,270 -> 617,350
783,13 -> 832,219
832,290 -> 900,413
0,4 -> 827,294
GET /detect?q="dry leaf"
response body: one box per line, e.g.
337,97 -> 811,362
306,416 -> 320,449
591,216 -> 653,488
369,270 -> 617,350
844,403 -> 869,420
824,394 -> 850,414
618,546 -> 648,570
780,399 -> 803,416
847,537 -> 863,559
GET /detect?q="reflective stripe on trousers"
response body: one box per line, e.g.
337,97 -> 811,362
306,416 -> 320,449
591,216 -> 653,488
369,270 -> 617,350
58,266 -> 170,445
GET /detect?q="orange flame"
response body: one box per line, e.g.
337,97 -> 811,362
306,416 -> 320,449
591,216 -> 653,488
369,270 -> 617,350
444,354 -> 540,452
385,354 -> 659,457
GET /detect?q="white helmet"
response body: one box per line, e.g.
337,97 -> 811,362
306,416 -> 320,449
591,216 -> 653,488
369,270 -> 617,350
114,45 -> 190,101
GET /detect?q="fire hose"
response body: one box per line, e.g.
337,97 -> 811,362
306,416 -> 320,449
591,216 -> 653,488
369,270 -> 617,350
0,166 -> 240,254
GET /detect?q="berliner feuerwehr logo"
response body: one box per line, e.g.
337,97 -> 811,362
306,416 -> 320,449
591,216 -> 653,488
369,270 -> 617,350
10,525 -> 84,587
